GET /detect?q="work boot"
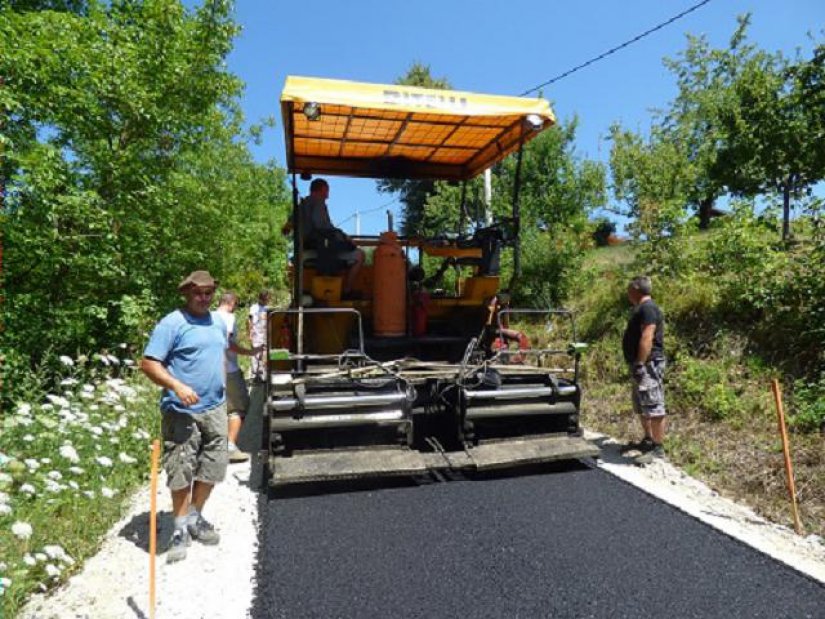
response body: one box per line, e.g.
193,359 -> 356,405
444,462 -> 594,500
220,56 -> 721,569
188,515 -> 220,545
620,436 -> 654,455
166,529 -> 190,563
635,444 -> 665,465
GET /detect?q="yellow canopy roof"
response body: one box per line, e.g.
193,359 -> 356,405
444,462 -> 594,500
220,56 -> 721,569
281,76 -> 556,181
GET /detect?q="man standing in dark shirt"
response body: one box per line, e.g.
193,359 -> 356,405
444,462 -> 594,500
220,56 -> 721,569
621,275 -> 667,464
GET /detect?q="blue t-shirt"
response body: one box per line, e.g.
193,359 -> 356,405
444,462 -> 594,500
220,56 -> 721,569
144,309 -> 228,414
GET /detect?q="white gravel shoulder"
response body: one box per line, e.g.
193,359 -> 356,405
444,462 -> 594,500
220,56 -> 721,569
18,458 -> 260,619
19,424 -> 825,618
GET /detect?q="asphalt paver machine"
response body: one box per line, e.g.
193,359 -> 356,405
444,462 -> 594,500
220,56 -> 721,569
266,76 -> 599,488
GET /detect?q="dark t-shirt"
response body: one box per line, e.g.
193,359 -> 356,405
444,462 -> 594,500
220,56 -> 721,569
622,299 -> 664,364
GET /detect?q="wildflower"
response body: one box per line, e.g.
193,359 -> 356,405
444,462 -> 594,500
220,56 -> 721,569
20,484 -> 36,495
0,472 -> 11,485
16,403 -> 32,416
47,471 -> 62,481
90,426 -> 103,436
23,434 -> 35,442
119,452 -> 137,464
0,453 -> 8,465
106,354 -> 120,365
0,562 -> 6,571
0,505 -> 11,516
41,403 -> 54,410
114,404 -> 126,412
59,355 -> 74,367
59,445 -> 80,463
68,466 -> 85,475
68,481 -> 79,490
83,490 -> 95,499
44,480 -> 63,493
43,545 -> 67,561
95,456 -> 113,468
60,378 -> 79,386
0,577 -> 11,590
45,564 -> 60,578
17,417 -> 34,427
11,521 -> 33,540
123,359 -> 135,367
23,554 -> 36,566
96,354 -> 110,367
110,437 -> 120,445
24,459 -> 40,470
35,553 -> 47,562
46,394 -> 70,408
80,391 -> 94,399
101,487 -> 115,498
40,458 -> 52,465
82,384 -> 95,393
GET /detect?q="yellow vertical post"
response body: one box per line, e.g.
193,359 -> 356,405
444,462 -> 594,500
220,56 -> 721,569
770,379 -> 803,535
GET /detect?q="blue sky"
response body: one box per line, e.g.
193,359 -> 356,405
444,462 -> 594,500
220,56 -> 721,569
217,0 -> 824,234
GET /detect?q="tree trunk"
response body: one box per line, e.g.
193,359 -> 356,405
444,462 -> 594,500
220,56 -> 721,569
698,197 -> 714,230
782,175 -> 791,241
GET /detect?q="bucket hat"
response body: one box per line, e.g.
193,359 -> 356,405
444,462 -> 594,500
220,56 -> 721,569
178,270 -> 218,292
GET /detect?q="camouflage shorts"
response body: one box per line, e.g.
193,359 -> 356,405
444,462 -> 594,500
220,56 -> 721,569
161,403 -> 228,490
631,359 -> 666,418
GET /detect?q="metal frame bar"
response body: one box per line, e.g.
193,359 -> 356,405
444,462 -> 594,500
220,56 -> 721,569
495,308 -> 581,380
268,306 -> 366,357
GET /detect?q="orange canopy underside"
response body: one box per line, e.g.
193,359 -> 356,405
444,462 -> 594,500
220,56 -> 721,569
281,76 -> 556,181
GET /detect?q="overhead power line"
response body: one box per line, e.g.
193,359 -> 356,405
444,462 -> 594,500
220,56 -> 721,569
336,198 -> 398,227
519,0 -> 714,96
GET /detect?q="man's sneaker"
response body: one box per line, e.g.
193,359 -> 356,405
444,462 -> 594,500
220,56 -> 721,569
635,444 -> 665,465
620,437 -> 654,455
188,515 -> 220,545
166,529 -> 190,563
229,445 -> 250,463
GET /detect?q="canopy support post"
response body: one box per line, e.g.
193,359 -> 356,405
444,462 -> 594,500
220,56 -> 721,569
511,142 -> 525,285
457,181 -> 468,235
292,174 -> 302,309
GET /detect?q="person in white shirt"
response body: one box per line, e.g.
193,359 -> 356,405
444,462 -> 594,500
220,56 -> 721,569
216,291 -> 261,462
247,290 -> 270,382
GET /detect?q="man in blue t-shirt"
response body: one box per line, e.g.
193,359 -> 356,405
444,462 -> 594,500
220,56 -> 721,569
621,275 -> 667,465
141,270 -> 228,563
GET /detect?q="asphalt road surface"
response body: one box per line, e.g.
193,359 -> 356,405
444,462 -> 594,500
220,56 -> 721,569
250,462 -> 825,619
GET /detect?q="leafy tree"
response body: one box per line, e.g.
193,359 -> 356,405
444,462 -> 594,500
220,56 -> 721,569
0,0 -> 289,406
614,16 -> 825,240
711,35 -> 825,240
376,63 -> 452,235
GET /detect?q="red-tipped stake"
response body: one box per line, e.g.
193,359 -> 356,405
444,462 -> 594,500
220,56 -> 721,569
770,380 -> 803,535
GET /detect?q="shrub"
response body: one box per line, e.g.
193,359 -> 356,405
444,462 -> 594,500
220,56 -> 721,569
674,357 -> 744,421
789,374 -> 825,432
591,217 -> 616,247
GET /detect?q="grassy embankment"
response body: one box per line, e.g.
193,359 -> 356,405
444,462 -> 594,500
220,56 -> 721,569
571,240 -> 824,537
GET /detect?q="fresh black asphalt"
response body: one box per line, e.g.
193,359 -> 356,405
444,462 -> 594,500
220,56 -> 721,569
250,463 -> 825,619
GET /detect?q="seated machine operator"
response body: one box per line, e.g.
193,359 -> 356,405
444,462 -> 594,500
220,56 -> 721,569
282,178 -> 365,296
